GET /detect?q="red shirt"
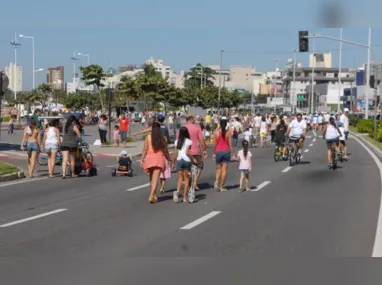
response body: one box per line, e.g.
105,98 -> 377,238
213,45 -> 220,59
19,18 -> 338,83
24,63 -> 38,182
119,118 -> 129,132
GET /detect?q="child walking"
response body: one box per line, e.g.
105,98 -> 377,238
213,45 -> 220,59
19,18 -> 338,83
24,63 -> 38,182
113,125 -> 120,147
237,140 -> 252,192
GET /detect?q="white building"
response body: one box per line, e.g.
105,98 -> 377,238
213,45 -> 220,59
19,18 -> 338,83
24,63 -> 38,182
4,63 -> 22,91
66,76 -> 95,94
309,52 -> 332,68
146,57 -> 171,79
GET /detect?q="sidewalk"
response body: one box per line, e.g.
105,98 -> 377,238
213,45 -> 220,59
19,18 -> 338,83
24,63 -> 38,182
90,141 -> 145,158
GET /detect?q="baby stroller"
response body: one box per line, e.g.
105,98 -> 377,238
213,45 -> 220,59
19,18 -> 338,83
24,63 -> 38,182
67,143 -> 97,177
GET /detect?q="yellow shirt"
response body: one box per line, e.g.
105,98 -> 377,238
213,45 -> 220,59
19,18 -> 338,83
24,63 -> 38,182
205,115 -> 211,124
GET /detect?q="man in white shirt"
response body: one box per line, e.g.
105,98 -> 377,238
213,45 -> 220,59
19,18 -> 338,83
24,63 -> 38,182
340,108 -> 350,158
318,114 -> 324,130
286,113 -> 307,154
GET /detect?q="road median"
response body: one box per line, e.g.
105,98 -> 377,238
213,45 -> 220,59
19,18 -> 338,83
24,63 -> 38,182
0,161 -> 25,182
350,126 -> 382,160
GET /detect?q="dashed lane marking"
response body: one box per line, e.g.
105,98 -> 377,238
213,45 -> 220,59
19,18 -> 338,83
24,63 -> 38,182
312,138 -> 317,142
180,211 -> 221,230
282,167 -> 292,173
252,181 -> 271,192
0,209 -> 67,228
304,149 -> 309,153
0,177 -> 48,188
126,183 -> 150,191
309,144 -> 314,147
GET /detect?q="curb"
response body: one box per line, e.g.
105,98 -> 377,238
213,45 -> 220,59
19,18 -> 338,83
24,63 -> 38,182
350,131 -> 382,160
0,171 -> 25,182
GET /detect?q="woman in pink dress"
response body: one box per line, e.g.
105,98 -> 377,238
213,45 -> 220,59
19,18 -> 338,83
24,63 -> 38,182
141,122 -> 170,203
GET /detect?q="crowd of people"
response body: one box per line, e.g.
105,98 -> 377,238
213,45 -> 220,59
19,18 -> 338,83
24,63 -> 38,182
132,109 -> 350,203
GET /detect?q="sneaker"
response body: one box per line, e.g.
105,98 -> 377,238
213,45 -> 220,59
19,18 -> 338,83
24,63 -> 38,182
173,191 -> 179,203
214,181 -> 219,190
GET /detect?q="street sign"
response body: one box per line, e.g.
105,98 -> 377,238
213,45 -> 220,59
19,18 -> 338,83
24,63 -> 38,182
0,71 -> 9,92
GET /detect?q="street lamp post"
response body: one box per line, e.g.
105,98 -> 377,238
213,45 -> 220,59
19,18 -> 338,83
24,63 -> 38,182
218,50 -> 224,115
19,34 -> 35,89
311,37 -> 316,114
365,28 -> 372,119
337,28 -> 343,113
292,49 -> 297,114
78,52 -> 90,66
10,33 -> 21,100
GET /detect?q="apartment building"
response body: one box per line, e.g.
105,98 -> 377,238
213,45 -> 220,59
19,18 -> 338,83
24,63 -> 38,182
47,66 -> 64,90
4,63 -> 22,91
309,52 -> 332,68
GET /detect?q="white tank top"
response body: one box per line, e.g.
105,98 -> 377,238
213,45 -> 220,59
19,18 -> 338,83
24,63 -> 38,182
326,125 -> 340,140
45,127 -> 58,143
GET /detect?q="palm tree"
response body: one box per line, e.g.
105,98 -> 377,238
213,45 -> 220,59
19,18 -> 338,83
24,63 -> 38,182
185,64 -> 216,88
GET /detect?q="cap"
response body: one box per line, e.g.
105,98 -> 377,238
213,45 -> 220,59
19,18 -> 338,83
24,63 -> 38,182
344,108 -> 349,112
221,116 -> 227,120
120,150 -> 128,156
157,114 -> 165,120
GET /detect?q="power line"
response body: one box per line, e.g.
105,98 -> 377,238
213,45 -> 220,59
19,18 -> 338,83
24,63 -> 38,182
223,44 -> 382,55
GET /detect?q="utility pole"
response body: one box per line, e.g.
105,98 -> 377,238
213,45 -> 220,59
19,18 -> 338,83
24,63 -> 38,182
218,50 -> 223,115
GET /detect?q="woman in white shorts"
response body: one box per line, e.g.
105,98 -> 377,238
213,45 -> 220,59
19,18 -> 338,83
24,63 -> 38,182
42,119 -> 61,178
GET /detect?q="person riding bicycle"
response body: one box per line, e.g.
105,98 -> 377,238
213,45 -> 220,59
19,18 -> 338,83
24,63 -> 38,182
286,113 -> 307,154
274,119 -> 288,159
323,117 -> 342,168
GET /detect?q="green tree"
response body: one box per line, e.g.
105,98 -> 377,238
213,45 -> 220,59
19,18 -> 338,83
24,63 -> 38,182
116,76 -> 140,107
185,64 -> 216,89
64,92 -> 93,110
80,64 -> 107,110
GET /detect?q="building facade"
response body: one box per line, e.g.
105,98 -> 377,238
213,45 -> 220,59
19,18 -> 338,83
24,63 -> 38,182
309,52 -> 332,68
4,63 -> 22,92
47,66 -> 64,90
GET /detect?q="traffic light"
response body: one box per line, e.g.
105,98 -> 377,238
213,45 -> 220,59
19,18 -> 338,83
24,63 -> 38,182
299,31 -> 309,52
370,75 -> 375,88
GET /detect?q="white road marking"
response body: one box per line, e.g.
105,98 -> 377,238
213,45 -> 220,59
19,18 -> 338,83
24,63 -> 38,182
313,130 -> 317,137
0,153 -> 9,157
304,149 -> 309,153
306,136 -> 312,139
106,164 -> 116,168
301,156 -> 304,159
0,176 -> 48,188
180,211 -> 221,230
126,183 -> 150,191
313,138 -> 317,142
309,144 -> 314,147
282,167 -> 292,173
0,209 -> 67,228
352,136 -> 382,257
252,181 -> 271,192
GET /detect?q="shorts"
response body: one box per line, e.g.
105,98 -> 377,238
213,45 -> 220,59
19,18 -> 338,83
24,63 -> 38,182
26,142 -> 40,153
344,131 -> 349,140
45,142 -> 58,152
326,138 -> 339,145
61,146 -> 77,152
241,169 -> 250,174
190,154 -> 204,169
215,151 -> 231,164
120,131 -> 127,142
340,140 -> 346,146
260,131 -> 267,137
176,159 -> 192,171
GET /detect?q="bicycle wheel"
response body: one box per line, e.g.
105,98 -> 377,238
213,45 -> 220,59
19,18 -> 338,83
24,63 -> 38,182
289,148 -> 295,166
273,148 -> 280,162
188,165 -> 197,203
37,152 -> 48,166
331,147 -> 337,170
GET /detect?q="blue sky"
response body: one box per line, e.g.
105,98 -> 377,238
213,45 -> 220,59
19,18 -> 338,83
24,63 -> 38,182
1,0 -> 382,90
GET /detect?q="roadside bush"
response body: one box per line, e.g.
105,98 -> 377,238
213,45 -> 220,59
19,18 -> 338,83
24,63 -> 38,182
1,116 -> 11,122
125,136 -> 134,143
348,114 -> 359,127
356,119 -> 374,133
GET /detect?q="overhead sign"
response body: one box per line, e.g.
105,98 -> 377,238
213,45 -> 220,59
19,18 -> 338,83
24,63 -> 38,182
0,72 -> 9,92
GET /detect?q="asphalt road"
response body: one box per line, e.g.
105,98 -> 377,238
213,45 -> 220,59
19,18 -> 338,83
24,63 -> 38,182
1,132 -> 382,285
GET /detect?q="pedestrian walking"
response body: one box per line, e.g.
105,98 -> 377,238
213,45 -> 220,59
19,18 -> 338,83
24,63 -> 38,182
237,140 -> 252,192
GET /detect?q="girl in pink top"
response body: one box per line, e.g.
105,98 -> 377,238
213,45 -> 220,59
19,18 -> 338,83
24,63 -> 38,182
237,140 -> 252,192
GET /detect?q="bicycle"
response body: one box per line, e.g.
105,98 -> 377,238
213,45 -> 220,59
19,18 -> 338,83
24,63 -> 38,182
273,142 -> 289,162
288,136 -> 301,166
37,150 -> 63,166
